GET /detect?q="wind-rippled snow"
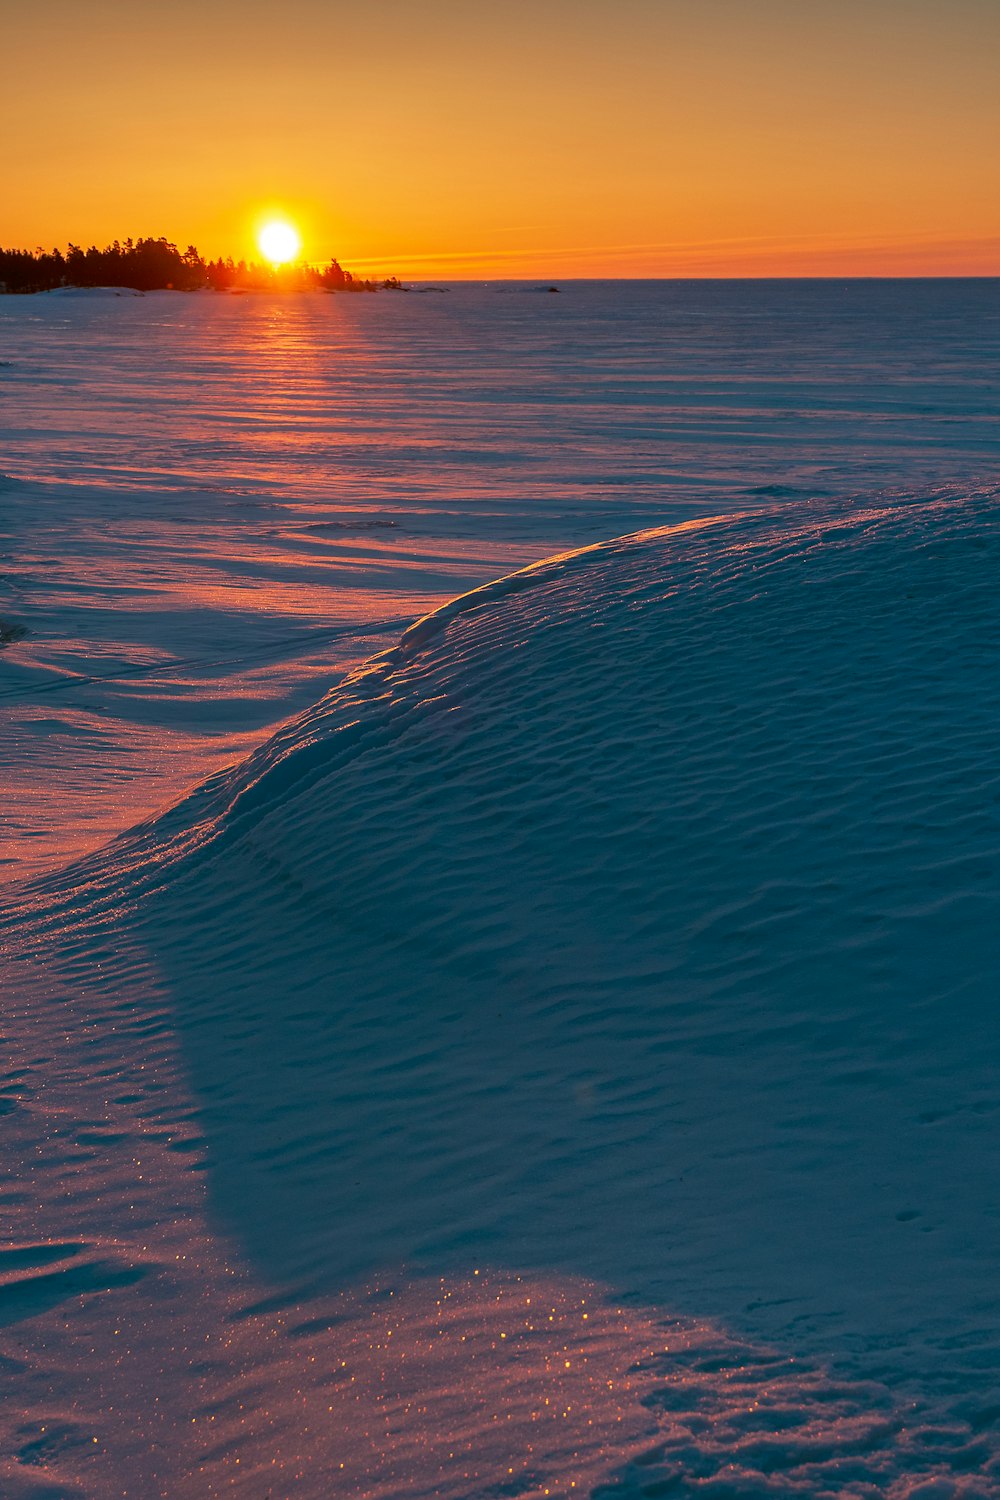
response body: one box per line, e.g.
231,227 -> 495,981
2,279 -> 997,875
2,281 -> 1000,1498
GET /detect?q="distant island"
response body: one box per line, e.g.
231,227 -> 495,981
0,237 -> 401,294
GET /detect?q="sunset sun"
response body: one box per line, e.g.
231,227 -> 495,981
257,219 -> 301,266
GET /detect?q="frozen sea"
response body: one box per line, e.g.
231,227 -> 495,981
2,279 -> 1000,1497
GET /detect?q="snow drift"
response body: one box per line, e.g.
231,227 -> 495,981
9,489 -> 1000,1495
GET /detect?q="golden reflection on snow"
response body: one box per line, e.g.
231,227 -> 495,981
202,1269 -> 665,1499
0,958 -> 661,1496
0,956 -> 991,1499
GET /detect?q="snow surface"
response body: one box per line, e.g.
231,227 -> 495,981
2,280 -> 997,880
5,489 -> 1000,1496
3,281 -> 1000,1495
40,286 -> 146,298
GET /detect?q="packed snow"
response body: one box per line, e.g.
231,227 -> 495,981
2,281 -> 1000,1496
6,489 -> 1000,1495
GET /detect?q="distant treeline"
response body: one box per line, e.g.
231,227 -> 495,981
0,238 -> 401,294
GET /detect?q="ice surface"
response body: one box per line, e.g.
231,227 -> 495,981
5,488 -> 1000,1495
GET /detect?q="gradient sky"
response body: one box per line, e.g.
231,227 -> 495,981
3,0 -> 998,277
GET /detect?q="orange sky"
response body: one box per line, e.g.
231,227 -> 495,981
2,0 -> 998,278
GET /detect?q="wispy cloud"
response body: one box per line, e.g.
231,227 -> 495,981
343,230 -> 1000,277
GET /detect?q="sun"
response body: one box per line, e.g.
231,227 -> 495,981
257,219 -> 301,266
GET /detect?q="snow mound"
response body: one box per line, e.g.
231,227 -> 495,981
15,489 -> 1000,1491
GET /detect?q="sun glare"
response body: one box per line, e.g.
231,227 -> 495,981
258,219 -> 301,266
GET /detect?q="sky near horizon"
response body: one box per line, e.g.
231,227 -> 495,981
3,0 -> 998,278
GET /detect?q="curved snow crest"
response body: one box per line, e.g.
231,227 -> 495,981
392,512 -> 726,658
10,509 -> 737,916
12,491 -> 908,905
216,517 -> 735,818
11,484 -> 998,919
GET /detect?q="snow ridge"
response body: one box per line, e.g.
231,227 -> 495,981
8,488 -> 1000,1495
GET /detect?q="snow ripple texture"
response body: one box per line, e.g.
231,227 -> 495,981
19,488 -> 1000,1494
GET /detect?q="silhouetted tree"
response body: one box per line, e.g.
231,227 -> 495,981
0,239 -> 393,294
